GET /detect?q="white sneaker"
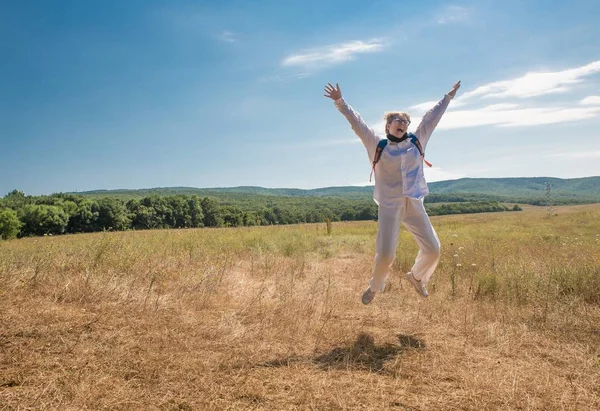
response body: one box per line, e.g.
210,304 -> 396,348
361,288 -> 376,305
406,272 -> 429,298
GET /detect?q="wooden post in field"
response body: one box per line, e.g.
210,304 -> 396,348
325,218 -> 332,235
545,182 -> 553,218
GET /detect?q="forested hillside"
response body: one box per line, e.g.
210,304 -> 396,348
0,189 -> 519,239
4,177 -> 599,239
76,176 -> 600,204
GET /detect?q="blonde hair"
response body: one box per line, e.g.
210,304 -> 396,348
383,111 -> 411,133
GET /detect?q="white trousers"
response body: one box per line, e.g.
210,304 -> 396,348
369,197 -> 441,293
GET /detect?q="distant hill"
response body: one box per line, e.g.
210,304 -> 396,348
75,177 -> 600,204
75,185 -> 375,200
77,185 -> 373,198
429,177 -> 600,197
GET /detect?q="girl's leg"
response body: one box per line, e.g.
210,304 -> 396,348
369,204 -> 403,292
401,198 -> 441,284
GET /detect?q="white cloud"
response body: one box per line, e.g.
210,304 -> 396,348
546,150 -> 600,160
460,61 -> 600,100
258,72 -> 310,83
424,167 -> 467,182
351,181 -> 374,187
372,121 -> 386,135
410,100 -> 440,112
437,5 -> 470,25
405,60 -> 600,130
373,104 -> 600,132
218,30 -> 237,43
281,39 -> 385,70
437,105 -> 600,129
310,138 -> 362,147
410,99 -> 469,113
480,103 -> 521,111
581,96 -> 600,105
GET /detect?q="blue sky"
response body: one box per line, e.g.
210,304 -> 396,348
2,0 -> 600,196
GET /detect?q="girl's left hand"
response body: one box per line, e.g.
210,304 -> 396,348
447,81 -> 461,98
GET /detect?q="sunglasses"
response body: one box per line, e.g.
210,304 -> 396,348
389,117 -> 411,126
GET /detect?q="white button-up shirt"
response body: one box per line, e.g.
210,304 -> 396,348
334,94 -> 452,205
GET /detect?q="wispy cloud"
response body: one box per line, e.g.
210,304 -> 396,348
411,98 -> 472,112
374,104 -> 600,132
258,73 -> 310,83
281,39 -> 385,71
410,100 -> 441,112
436,105 -> 600,129
406,60 -> 600,130
217,30 -> 237,43
350,180 -> 374,187
459,61 -> 600,100
425,167 -> 467,182
581,96 -> 600,105
546,150 -> 600,160
310,138 -> 362,147
437,5 -> 470,25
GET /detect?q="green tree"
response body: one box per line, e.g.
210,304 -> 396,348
3,189 -> 30,209
261,207 -> 277,225
273,206 -> 293,224
188,196 -> 204,227
0,208 -> 22,239
128,199 -> 156,230
68,199 -> 99,233
243,211 -> 259,226
19,204 -> 69,236
221,205 -> 244,227
141,196 -> 174,228
201,197 -> 223,227
97,198 -> 131,231
356,205 -> 376,220
341,208 -> 356,221
167,196 -> 192,228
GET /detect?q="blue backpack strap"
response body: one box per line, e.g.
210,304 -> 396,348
408,133 -> 432,167
370,139 -> 388,182
408,133 -> 424,156
374,139 -> 388,165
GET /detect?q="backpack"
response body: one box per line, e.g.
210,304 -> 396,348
369,133 -> 432,182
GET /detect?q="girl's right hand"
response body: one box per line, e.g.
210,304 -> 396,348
324,83 -> 342,100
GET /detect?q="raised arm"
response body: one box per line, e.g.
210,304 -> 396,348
324,83 -> 379,156
415,81 -> 461,148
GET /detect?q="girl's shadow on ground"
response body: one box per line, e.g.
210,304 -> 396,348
258,333 -> 425,373
313,332 -> 426,373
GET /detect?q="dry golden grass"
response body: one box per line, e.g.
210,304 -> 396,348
1,204 -> 599,410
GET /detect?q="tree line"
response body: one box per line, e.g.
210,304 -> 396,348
0,189 -> 520,240
427,201 -> 521,216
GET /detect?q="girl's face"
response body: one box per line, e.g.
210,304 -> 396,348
386,115 -> 410,137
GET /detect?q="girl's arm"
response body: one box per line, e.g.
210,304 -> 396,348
415,81 -> 461,148
324,83 -> 379,159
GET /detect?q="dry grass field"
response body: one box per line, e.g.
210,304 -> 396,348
1,204 -> 599,410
